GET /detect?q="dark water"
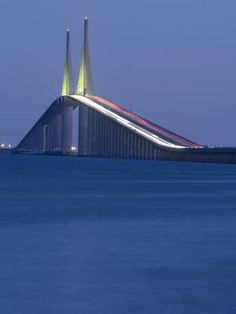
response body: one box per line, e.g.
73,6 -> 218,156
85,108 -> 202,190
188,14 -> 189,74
1,155 -> 236,314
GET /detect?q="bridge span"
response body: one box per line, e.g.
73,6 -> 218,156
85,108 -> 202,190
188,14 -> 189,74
15,18 -> 236,163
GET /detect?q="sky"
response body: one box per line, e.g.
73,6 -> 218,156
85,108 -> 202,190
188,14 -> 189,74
0,0 -> 236,146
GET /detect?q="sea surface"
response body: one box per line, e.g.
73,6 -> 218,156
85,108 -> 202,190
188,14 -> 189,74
0,154 -> 236,314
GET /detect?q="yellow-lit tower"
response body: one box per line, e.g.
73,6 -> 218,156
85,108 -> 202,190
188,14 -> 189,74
62,29 -> 74,96
77,17 -> 93,96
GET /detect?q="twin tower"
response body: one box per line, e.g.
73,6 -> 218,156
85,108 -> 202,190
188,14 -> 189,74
62,17 -> 93,97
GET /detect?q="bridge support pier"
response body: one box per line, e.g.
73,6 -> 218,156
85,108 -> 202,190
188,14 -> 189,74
79,104 -> 89,156
55,114 -> 62,152
61,106 -> 72,153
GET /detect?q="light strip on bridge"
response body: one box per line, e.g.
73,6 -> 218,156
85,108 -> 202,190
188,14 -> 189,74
71,95 -> 187,149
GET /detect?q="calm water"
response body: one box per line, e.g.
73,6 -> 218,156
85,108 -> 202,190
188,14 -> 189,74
0,155 -> 236,314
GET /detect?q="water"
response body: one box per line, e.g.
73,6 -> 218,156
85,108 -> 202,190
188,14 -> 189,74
0,154 -> 236,314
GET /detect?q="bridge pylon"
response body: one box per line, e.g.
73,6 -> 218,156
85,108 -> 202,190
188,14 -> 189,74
77,17 -> 93,96
62,29 -> 74,96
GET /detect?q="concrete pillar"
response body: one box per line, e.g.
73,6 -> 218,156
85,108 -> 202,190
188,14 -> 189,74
55,114 -> 62,152
130,132 -> 134,159
141,139 -> 145,159
47,121 -> 52,151
48,118 -> 57,152
113,122 -> 118,157
117,125 -> 121,158
110,119 -> 113,157
43,124 -> 48,152
96,113 -> 101,156
107,118 -> 112,157
91,110 -> 96,156
133,133 -> 138,159
101,115 -> 105,156
87,108 -> 92,156
106,118 -> 110,157
153,147 -> 157,159
124,127 -> 128,158
103,117 -> 107,156
144,141 -> 149,160
123,128 -> 127,158
79,104 -> 89,156
37,123 -> 44,152
108,119 -> 113,157
49,117 -> 55,151
120,126 -> 124,158
88,108 -> 97,156
149,143 -> 154,160
128,131 -> 132,159
61,105 -> 73,153
93,110 -> 98,156
124,128 -> 129,158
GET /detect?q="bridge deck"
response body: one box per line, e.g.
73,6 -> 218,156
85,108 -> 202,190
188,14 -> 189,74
90,96 -> 203,148
71,95 -> 201,150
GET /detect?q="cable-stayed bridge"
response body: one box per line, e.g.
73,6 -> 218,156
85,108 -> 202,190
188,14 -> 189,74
16,18 -> 236,163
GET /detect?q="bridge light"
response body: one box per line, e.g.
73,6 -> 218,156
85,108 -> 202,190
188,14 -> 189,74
1,143 -> 5,148
71,146 -> 77,151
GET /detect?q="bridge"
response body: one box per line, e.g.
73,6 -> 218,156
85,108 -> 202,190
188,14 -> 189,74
16,18 -> 236,163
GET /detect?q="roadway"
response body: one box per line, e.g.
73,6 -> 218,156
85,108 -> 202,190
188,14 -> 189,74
70,95 -> 203,150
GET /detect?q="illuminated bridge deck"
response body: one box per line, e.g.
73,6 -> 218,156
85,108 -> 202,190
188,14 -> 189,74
71,95 -> 203,150
90,96 -> 203,149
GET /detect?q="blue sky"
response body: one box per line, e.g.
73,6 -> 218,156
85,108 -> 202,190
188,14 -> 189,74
1,0 -> 236,146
